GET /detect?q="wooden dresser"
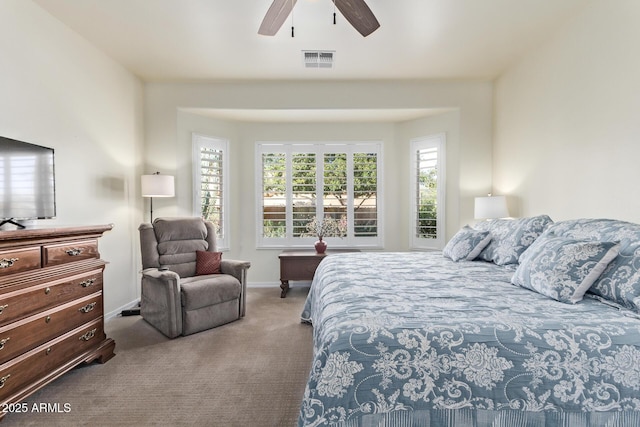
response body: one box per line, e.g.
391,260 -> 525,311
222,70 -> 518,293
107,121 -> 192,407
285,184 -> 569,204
0,225 -> 115,412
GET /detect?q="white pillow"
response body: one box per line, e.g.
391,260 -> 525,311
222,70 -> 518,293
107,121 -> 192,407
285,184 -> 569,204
511,233 -> 620,304
443,226 -> 492,262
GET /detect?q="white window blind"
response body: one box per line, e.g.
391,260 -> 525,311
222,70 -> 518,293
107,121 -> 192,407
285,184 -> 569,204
352,152 -> 378,237
292,152 -> 317,237
193,134 -> 229,250
256,142 -> 383,248
261,152 -> 287,238
410,134 -> 446,250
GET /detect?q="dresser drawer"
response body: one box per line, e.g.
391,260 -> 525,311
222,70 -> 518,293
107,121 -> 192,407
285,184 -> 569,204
0,293 -> 103,365
0,270 -> 103,327
42,240 -> 99,267
0,248 -> 41,277
280,257 -> 324,280
0,319 -> 104,401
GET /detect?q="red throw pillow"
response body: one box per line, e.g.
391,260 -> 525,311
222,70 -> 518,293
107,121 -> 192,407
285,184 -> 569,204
196,250 -> 222,275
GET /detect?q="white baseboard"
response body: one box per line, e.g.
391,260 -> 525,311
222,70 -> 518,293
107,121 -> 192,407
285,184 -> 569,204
106,298 -> 140,320
248,281 -> 312,288
247,281 -> 279,288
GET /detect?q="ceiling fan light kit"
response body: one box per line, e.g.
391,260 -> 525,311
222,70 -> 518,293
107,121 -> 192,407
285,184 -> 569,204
258,0 -> 380,38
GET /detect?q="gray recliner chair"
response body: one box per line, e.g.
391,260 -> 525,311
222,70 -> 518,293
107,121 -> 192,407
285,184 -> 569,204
138,217 -> 250,338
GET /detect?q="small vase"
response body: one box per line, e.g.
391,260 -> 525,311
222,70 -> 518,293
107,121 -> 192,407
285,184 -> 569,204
314,237 -> 327,254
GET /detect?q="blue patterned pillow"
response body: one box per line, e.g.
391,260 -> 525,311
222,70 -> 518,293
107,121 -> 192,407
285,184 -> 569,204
443,226 -> 492,262
511,233 -> 620,304
474,215 -> 553,265
545,218 -> 640,312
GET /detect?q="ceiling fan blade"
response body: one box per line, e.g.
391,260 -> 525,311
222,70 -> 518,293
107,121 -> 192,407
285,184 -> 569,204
258,0 -> 298,36
334,0 -> 380,37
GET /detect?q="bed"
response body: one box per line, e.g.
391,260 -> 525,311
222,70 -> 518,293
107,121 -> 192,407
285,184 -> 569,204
298,217 -> 640,427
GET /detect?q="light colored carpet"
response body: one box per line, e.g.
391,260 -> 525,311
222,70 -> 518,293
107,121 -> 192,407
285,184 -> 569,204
2,287 -> 313,427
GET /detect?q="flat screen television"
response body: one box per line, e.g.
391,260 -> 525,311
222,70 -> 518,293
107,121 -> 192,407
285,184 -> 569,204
0,136 -> 56,228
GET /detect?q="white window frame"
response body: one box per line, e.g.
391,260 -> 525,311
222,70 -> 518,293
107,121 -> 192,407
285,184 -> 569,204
192,133 -> 229,251
255,141 -> 383,249
410,134 -> 446,250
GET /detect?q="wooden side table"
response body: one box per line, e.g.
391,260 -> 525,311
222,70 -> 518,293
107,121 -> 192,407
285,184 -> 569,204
279,249 -> 359,298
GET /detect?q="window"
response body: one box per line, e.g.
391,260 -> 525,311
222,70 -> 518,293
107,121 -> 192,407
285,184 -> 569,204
193,134 -> 229,250
256,142 -> 382,248
410,134 -> 446,250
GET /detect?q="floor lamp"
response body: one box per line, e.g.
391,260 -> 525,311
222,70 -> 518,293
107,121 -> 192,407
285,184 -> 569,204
122,172 -> 175,316
141,172 -> 175,222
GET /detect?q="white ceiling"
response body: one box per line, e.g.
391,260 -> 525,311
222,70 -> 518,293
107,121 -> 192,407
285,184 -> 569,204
33,0 -> 589,121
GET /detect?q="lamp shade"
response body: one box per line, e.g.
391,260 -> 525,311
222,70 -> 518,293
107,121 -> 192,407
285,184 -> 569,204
141,174 -> 175,197
474,195 -> 509,219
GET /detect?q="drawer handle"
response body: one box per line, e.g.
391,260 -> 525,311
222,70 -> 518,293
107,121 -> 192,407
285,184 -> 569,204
66,248 -> 83,256
0,258 -> 19,269
80,278 -> 96,288
0,304 -> 7,315
0,374 -> 10,389
45,316 -> 51,323
79,302 -> 97,314
46,348 -> 51,355
45,287 -> 51,295
0,337 -> 9,350
79,328 -> 97,342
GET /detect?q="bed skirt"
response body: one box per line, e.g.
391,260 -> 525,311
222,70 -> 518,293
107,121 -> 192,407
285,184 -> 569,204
327,409 -> 640,427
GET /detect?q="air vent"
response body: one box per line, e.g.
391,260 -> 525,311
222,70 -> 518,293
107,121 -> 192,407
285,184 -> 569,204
303,50 -> 335,69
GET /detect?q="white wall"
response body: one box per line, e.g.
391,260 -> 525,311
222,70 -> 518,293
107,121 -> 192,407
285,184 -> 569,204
147,81 -> 493,283
0,1 -> 145,315
493,0 -> 640,223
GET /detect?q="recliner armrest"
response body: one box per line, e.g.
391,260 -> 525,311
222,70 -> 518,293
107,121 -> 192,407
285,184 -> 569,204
141,268 -> 180,281
220,259 -> 251,282
140,268 -> 183,338
220,260 -> 250,318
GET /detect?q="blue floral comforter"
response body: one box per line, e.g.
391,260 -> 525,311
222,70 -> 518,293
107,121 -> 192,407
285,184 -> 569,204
299,252 -> 640,427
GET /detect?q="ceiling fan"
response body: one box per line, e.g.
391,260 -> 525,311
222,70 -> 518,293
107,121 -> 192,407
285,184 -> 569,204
258,0 -> 380,37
